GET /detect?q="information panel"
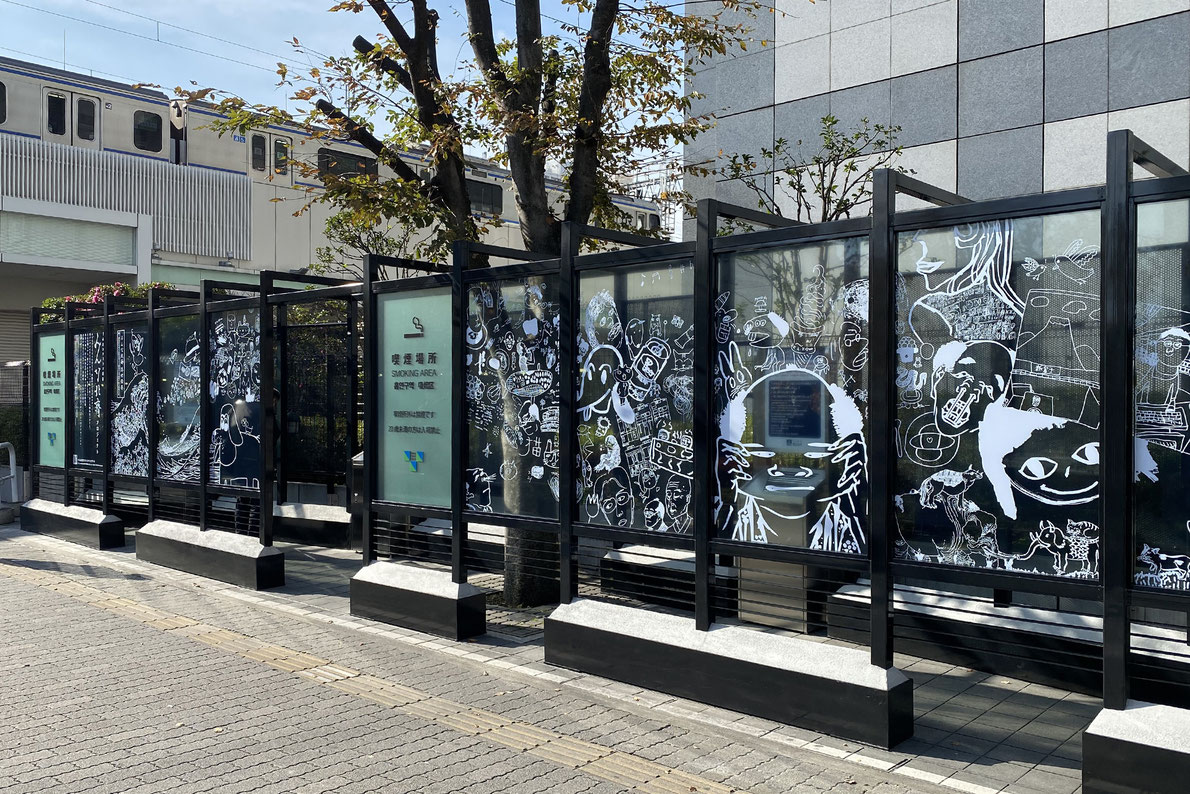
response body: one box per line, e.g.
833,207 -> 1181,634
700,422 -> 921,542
37,333 -> 65,468
377,288 -> 452,507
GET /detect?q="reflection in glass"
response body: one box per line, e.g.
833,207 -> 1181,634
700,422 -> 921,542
208,309 -> 262,488
72,330 -> 104,468
715,238 -> 869,553
157,315 -> 201,482
111,323 -> 150,477
1134,198 -> 1190,590
466,276 -> 560,518
576,261 -> 693,531
894,210 -> 1102,578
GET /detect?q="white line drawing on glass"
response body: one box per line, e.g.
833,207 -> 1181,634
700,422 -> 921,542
157,324 -> 201,482
208,311 -> 261,488
576,263 -> 695,532
465,279 -> 561,517
111,326 -> 149,477
894,215 -> 1103,577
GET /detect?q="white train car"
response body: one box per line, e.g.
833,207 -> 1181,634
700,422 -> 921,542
0,55 -> 170,160
173,99 -> 664,261
0,54 -> 664,280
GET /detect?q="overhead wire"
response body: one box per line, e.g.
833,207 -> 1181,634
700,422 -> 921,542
0,0 -> 277,73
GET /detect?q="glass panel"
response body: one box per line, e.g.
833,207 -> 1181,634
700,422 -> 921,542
77,98 -> 96,141
72,330 -> 104,468
157,315 -> 201,482
576,260 -> 694,531
466,276 -> 560,518
111,324 -> 149,477
894,210 -> 1102,578
209,309 -> 261,488
285,308 -> 352,481
715,238 -> 869,552
251,135 -> 266,171
377,288 -> 452,506
274,138 -> 289,175
1,82 -> 9,125
1134,197 -> 1190,590
133,110 -> 162,152
47,93 -> 66,136
37,333 -> 65,468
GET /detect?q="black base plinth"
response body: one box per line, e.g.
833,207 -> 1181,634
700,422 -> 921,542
546,599 -> 913,749
273,504 -> 352,548
135,520 -> 284,590
350,561 -> 486,640
1084,701 -> 1190,793
21,498 -> 125,549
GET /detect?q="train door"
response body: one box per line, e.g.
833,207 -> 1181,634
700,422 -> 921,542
272,134 -> 292,187
74,95 -> 101,150
41,88 -> 101,148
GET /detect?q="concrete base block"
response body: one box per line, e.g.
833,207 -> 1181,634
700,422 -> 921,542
21,498 -> 125,549
1084,700 -> 1190,793
350,561 -> 486,640
135,520 -> 284,590
546,599 -> 913,748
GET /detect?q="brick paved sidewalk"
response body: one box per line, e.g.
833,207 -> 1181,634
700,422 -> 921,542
0,523 -> 1091,793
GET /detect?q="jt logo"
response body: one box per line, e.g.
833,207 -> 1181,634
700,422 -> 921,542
404,451 -> 424,472
46,432 -> 57,446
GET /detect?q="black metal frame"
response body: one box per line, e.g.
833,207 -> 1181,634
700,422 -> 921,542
1101,130 -> 1190,710
257,271 -> 362,546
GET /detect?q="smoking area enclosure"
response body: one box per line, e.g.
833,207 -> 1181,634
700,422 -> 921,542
20,130 -> 1190,790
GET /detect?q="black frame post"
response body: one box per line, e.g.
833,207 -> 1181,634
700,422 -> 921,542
62,304 -> 74,507
146,289 -> 159,522
451,241 -> 469,585
1102,129 -> 1137,710
693,198 -> 719,631
198,283 -> 210,530
259,272 -> 276,547
101,295 -> 114,517
28,308 -> 38,499
276,300 -> 289,502
346,292 -> 360,510
558,223 -> 579,603
868,171 -> 896,669
361,256 -> 379,566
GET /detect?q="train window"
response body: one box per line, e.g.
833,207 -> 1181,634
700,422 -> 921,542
274,138 -> 290,176
47,93 -> 67,136
0,82 -> 6,125
648,213 -> 661,231
251,134 -> 266,171
466,178 -> 503,215
133,111 -> 162,152
77,99 -> 96,141
317,147 -> 377,179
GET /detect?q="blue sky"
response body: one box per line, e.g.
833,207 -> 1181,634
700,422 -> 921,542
0,0 -> 521,110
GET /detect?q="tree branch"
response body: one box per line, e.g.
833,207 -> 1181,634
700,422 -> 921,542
315,99 -> 430,193
465,0 -> 516,103
364,0 -> 415,54
565,0 -> 620,225
353,35 -> 413,93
